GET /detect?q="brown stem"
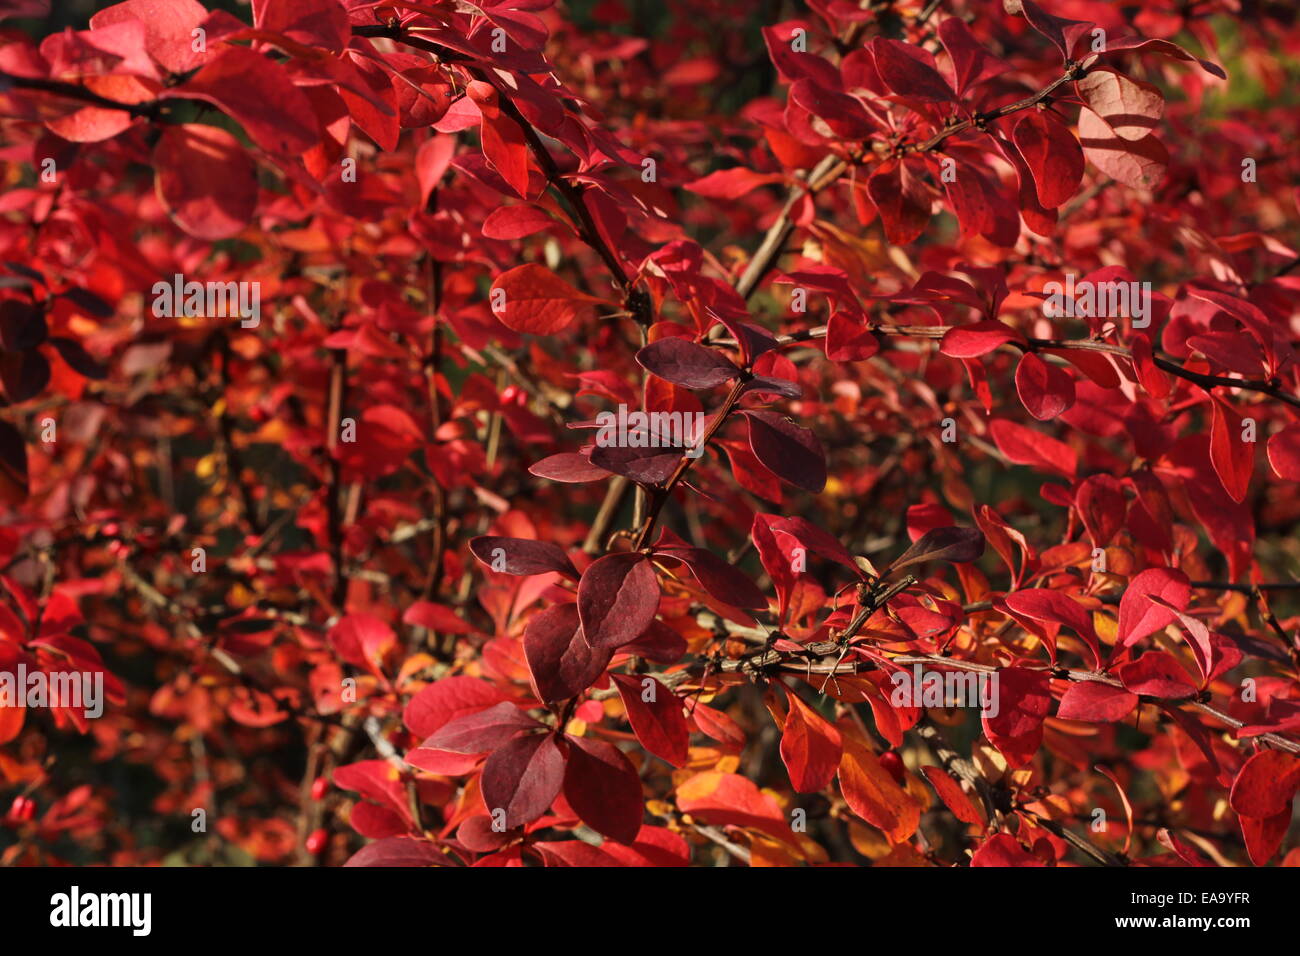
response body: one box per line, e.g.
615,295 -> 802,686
633,376 -> 748,550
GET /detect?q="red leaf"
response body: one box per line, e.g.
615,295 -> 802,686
167,47 -> 318,155
789,79 -> 874,140
1075,474 -> 1126,548
577,553 -> 660,650
532,840 -> 621,867
1116,652 -> 1198,699
402,601 -> 472,634
1239,810 -> 1291,866
479,732 -> 565,829
867,160 -> 930,245
656,545 -> 766,609
523,602 -> 612,703
1116,567 -> 1190,651
424,701 -> 541,754
252,0 -> 349,50
1100,35 -> 1227,79
939,320 -> 1025,358
1228,750 -> 1300,819
334,53 -> 399,152
618,619 -> 687,664
1019,0 -> 1093,60
675,771 -> 796,847
776,688 -> 843,793
1001,588 -> 1101,666
1076,69 -> 1163,142
489,264 -> 604,335
938,17 -> 1008,96
480,110 -> 531,198
416,134 -> 456,207
1187,331 -> 1266,377
684,167 -> 785,200
481,204 -> 558,240
825,311 -> 880,361
43,75 -> 153,143
468,535 -> 578,579
1014,352 -> 1075,420
528,452 -> 610,484
890,525 -> 985,573
1012,110 -> 1083,208
1267,424 -> 1300,480
971,832 -> 1044,867
1209,398 -> 1252,503
868,37 -> 954,102
562,735 -> 643,844
610,672 -> 689,767
920,765 -> 985,826
636,336 -> 740,388
90,0 -> 210,74
328,613 -> 394,677
983,667 -> 1052,741
1077,107 -> 1167,191
741,410 -> 827,493
403,676 -> 505,739
1056,681 -> 1138,722
769,515 -> 861,572
343,837 -> 451,867
153,124 -> 256,240
989,418 -> 1077,476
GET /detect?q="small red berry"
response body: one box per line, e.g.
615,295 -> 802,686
306,828 -> 327,855
879,751 -> 905,784
9,796 -> 36,822
310,777 -> 328,801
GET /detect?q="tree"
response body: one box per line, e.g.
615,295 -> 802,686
0,0 -> 1299,868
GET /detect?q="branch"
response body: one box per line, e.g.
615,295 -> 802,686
770,324 -> 1300,410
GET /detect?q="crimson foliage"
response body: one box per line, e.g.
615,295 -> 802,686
1,0 -> 1299,869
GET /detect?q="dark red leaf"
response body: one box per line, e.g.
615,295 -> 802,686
1015,352 -> 1076,420
468,535 -> 579,579
562,735 -> 643,844
656,545 -> 766,608
1012,110 -> 1084,209
610,672 -> 689,767
636,336 -> 740,388
479,732 -> 565,829
523,602 -> 612,702
741,410 -> 826,493
577,553 -> 660,650
890,526 -> 985,573
424,702 -> 542,754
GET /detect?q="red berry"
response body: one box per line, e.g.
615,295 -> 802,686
879,751 -> 905,784
310,777 -> 328,801
305,828 -> 327,855
9,796 -> 35,822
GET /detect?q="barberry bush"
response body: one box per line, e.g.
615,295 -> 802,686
1,0 -> 1299,869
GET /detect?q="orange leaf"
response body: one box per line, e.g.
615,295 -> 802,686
490,264 -> 605,335
837,737 -> 921,843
